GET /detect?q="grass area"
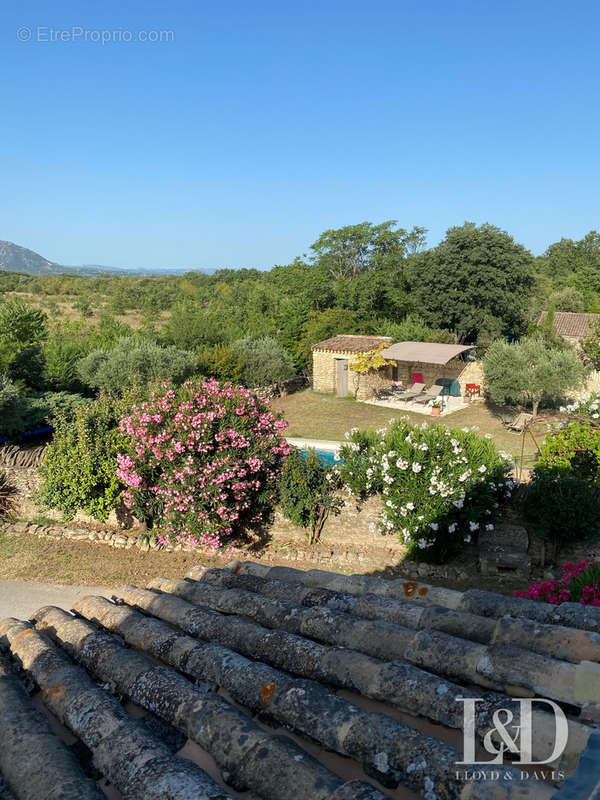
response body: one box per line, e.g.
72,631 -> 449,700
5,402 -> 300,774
0,529 -> 222,586
274,390 -> 546,469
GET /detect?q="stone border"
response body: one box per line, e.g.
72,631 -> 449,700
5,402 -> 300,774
4,519 -> 479,581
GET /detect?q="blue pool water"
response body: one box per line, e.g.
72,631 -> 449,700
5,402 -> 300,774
300,447 -> 341,466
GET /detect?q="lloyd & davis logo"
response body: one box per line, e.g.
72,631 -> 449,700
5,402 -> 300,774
456,698 -> 569,782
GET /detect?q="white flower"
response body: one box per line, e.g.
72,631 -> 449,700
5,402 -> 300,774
453,498 -> 464,509
448,522 -> 457,533
485,523 -> 494,531
417,538 -> 429,549
418,514 -> 424,521
412,462 -> 422,473
429,522 -> 439,531
406,502 -> 415,510
419,443 -> 429,451
368,522 -> 376,532
484,433 -> 493,439
396,458 -> 409,470
469,521 -> 479,532
478,465 -> 487,474
464,535 -> 471,543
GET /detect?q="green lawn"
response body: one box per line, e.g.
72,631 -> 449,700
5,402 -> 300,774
273,390 -> 545,469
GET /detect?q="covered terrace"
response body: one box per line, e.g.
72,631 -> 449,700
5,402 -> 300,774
366,341 -> 479,415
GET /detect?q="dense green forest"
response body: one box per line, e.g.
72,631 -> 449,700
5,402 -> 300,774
1,221 -> 599,399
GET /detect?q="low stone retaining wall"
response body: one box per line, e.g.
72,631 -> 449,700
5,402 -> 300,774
253,375 -> 309,400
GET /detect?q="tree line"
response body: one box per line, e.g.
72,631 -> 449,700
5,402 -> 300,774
1,220 -> 599,392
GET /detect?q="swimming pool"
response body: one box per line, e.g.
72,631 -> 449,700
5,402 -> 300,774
299,447 -> 341,466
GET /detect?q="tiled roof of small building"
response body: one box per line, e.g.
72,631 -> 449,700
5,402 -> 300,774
539,311 -> 600,338
1,561 -> 599,799
312,335 -> 393,353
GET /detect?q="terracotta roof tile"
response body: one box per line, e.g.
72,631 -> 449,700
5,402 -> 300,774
1,561 -> 599,798
539,311 -> 600,338
311,335 -> 393,353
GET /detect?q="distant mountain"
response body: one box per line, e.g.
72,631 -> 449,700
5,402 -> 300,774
0,240 -> 216,277
0,240 -> 60,274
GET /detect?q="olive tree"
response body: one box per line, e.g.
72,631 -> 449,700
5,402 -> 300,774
483,337 -> 586,417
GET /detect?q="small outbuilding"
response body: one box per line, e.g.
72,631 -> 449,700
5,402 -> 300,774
311,335 -> 393,397
312,335 -> 481,401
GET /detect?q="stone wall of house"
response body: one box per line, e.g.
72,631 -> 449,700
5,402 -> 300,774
312,349 -> 338,393
456,360 -> 484,395
312,349 -> 369,396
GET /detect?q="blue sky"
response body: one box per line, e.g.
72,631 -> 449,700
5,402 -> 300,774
1,0 -> 598,269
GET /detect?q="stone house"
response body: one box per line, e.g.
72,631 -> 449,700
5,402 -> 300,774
311,335 -> 393,398
312,335 -> 481,400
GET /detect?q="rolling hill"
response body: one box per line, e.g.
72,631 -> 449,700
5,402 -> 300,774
0,240 -> 215,276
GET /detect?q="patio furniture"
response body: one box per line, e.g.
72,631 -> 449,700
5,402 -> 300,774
413,387 -> 442,405
505,412 -> 534,432
435,378 -> 462,397
398,383 -> 427,401
373,386 -> 394,400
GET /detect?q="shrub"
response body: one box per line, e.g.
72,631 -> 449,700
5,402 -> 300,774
117,378 -> 289,550
337,421 -> 511,562
0,378 -> 92,439
521,474 -> 600,560
0,375 -> 30,437
0,300 -> 48,390
515,560 -> 600,605
197,344 -> 244,383
279,449 -> 342,544
38,394 -> 130,520
536,421 -> 600,485
231,337 -> 295,388
43,329 -> 88,392
337,428 -> 384,496
77,337 -> 198,395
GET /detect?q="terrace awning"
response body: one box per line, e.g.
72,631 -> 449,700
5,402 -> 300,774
378,341 -> 475,365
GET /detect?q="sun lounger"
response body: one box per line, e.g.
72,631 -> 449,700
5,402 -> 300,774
398,383 -> 426,401
504,412 -> 534,432
413,388 -> 441,405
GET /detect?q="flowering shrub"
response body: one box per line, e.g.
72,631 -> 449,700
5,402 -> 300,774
536,421 -> 600,485
337,428 -> 384,496
514,560 -> 600,606
521,473 -> 600,560
337,420 -> 512,562
560,392 -> 600,419
117,379 -> 289,551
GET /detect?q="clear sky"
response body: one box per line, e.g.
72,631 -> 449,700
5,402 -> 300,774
1,0 -> 598,269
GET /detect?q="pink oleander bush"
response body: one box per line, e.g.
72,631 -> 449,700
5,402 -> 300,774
117,378 -> 289,551
514,560 -> 600,606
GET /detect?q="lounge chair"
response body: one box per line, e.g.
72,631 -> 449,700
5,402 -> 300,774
398,383 -> 426,401
413,387 -> 442,405
504,412 -> 534,432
